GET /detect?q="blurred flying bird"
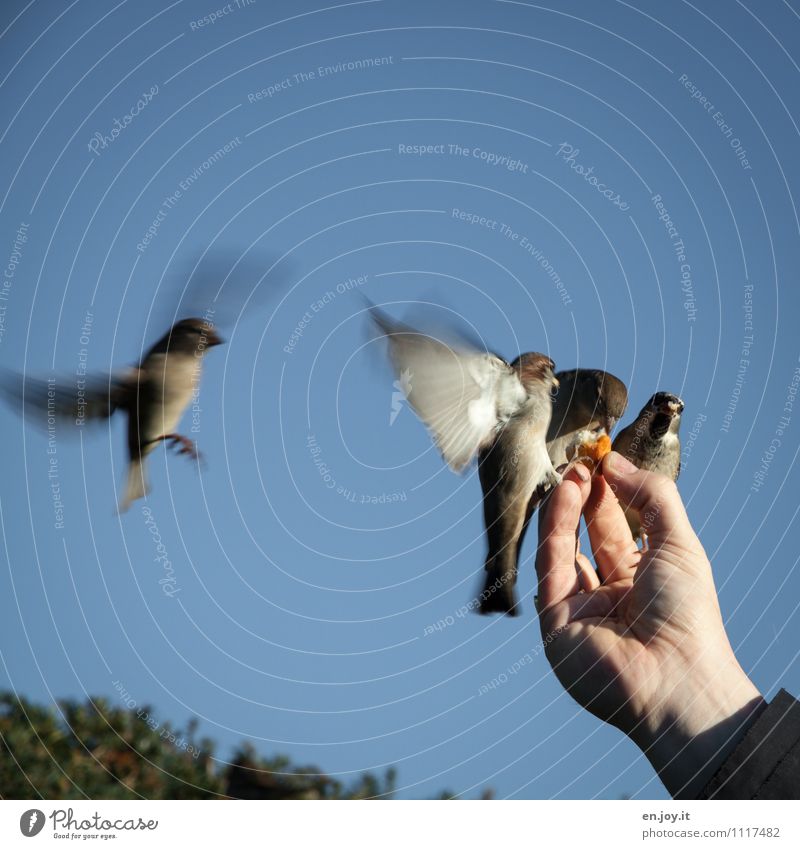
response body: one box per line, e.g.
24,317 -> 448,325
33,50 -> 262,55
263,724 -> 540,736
1,317 -> 223,512
612,391 -> 684,542
370,305 -> 561,616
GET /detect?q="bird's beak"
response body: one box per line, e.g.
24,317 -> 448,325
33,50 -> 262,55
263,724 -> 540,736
659,399 -> 683,416
603,415 -> 617,435
207,330 -> 224,346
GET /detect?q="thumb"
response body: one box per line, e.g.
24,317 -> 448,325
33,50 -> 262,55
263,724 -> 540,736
601,451 -> 696,546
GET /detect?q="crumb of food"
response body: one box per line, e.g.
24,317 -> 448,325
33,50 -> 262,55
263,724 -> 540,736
567,430 -> 612,474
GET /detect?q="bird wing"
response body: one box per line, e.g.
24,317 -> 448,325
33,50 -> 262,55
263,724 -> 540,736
0,367 -> 140,426
371,307 -> 527,471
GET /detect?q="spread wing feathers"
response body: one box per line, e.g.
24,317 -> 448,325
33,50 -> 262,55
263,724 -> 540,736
371,308 -> 527,471
0,367 -> 140,426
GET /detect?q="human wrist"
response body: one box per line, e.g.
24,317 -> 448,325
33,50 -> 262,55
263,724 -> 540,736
632,656 -> 764,799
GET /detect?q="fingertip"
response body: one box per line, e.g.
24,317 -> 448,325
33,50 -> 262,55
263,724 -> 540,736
543,471 -> 585,525
587,470 -> 614,509
559,471 -> 587,501
569,461 -> 591,483
601,451 -> 638,478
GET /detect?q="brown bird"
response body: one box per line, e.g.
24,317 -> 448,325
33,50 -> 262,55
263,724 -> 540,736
612,391 -> 684,542
546,369 -> 628,466
370,306 -> 560,616
1,317 -> 223,512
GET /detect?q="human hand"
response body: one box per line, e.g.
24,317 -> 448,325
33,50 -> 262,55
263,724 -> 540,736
535,452 -> 764,798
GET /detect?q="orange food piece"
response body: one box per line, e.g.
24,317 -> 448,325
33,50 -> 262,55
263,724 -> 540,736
575,433 -> 612,473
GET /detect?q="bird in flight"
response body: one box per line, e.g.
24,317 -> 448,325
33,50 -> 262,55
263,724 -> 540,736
370,305 -> 561,616
1,317 -> 223,512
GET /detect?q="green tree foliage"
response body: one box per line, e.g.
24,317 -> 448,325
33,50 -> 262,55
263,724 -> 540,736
0,692 -> 396,800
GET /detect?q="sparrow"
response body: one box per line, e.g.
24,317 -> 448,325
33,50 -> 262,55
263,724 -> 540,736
612,391 -> 684,542
546,369 -> 629,466
370,306 -> 561,616
0,317 -> 223,512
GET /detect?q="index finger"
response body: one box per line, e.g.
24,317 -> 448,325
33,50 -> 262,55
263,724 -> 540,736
584,474 -> 641,583
535,464 -> 591,613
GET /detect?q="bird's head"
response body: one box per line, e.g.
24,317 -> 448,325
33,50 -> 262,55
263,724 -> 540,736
167,317 -> 224,354
511,353 -> 558,396
554,369 -> 628,434
647,391 -> 684,418
643,391 -> 685,438
591,371 -> 628,434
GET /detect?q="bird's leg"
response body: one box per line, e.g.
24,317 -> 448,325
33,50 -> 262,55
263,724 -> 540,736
534,466 -> 563,502
160,433 -> 201,460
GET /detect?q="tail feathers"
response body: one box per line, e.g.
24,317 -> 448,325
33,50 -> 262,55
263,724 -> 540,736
478,565 -> 520,616
118,457 -> 149,513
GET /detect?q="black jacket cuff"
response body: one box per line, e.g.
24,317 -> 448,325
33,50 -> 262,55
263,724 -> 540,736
699,689 -> 800,799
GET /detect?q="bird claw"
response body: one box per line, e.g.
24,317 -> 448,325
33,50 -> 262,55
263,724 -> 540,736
165,433 -> 201,461
535,471 -> 562,502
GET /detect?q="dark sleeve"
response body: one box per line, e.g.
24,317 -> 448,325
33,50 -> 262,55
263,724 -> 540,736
699,689 -> 800,799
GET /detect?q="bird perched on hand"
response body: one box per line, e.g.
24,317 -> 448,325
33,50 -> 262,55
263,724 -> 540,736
0,317 -> 223,512
546,369 -> 628,466
370,305 -> 561,616
612,392 -> 684,542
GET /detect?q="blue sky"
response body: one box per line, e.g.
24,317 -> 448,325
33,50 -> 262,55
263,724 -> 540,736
1,0 -> 799,799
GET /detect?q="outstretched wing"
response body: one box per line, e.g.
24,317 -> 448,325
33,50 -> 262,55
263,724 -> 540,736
0,367 -> 139,427
371,307 -> 527,471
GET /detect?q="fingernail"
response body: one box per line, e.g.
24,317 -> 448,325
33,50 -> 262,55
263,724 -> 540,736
608,452 -> 638,475
572,463 -> 590,482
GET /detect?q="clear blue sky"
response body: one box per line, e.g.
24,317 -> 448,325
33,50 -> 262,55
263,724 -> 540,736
1,0 -> 799,800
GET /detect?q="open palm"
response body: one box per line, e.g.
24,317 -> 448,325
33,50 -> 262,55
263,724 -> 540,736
535,454 -> 762,798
